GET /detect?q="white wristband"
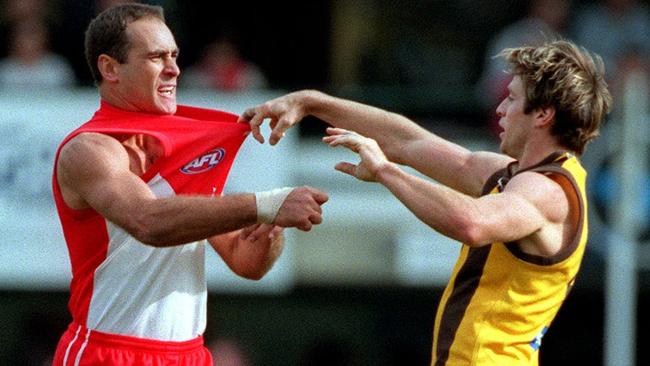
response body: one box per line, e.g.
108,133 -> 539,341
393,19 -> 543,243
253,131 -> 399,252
254,187 -> 293,223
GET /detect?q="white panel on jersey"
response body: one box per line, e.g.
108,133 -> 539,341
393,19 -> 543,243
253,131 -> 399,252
86,174 -> 207,341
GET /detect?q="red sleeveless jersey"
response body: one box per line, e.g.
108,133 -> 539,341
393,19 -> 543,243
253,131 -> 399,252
52,101 -> 249,341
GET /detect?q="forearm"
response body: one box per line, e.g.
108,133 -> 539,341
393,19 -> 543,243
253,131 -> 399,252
128,194 -> 258,247
303,90 -> 428,160
376,162 -> 484,245
304,91 -> 495,194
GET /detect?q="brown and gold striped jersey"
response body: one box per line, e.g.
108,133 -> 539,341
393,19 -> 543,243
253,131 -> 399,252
431,152 -> 588,366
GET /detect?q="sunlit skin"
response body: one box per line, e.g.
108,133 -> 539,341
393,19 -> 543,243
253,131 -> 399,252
238,86 -> 572,253
99,17 -> 180,114
492,75 -> 565,170
495,75 -> 535,160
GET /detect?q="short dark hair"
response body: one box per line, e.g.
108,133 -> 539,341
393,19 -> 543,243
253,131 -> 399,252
84,3 -> 165,83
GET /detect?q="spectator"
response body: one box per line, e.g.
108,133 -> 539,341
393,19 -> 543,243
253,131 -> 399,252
571,0 -> 650,92
0,19 -> 76,89
183,37 -> 267,91
3,0 -> 49,24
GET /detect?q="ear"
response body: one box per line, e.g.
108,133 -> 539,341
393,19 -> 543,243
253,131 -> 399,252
533,105 -> 555,128
97,54 -> 120,83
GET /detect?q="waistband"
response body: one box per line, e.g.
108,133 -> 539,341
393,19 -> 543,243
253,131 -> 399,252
65,322 -> 205,353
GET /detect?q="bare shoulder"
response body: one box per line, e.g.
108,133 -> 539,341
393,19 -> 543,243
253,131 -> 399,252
60,132 -> 123,157
59,133 -> 128,172
57,133 -> 130,208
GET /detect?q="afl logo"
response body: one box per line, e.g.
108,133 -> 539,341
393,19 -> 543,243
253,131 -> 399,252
181,148 -> 226,174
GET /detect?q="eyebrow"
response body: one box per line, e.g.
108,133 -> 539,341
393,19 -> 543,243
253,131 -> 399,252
145,48 -> 180,57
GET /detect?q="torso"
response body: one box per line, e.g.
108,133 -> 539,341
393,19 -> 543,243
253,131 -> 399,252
432,152 -> 589,365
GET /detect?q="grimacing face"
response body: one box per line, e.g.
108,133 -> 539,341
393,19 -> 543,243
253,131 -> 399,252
112,17 -> 180,114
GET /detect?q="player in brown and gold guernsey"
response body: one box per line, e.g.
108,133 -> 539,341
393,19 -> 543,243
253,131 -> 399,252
239,39 -> 612,365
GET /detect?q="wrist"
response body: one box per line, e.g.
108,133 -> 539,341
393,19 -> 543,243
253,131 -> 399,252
254,187 -> 293,224
376,162 -> 401,185
301,89 -> 327,116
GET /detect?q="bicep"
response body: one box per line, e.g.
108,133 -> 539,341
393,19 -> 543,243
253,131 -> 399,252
474,191 -> 547,244
401,138 -> 512,196
473,172 -> 566,245
58,134 -> 156,228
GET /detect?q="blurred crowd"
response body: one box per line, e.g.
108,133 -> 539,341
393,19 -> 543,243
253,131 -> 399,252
2,0 -> 649,120
0,0 -> 268,92
477,0 -> 650,135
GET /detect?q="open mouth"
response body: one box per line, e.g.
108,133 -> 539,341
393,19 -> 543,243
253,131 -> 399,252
158,85 -> 175,96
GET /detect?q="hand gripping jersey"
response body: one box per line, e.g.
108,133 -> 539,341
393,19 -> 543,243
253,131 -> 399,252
431,152 -> 588,366
52,101 -> 249,342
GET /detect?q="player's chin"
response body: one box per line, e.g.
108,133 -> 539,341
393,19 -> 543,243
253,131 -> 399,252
155,98 -> 177,115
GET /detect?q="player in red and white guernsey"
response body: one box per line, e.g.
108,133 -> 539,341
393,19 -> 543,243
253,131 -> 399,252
51,4 -> 328,366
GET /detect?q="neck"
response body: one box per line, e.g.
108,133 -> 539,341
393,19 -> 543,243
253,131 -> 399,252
99,88 -> 137,112
517,136 -> 568,170
121,134 -> 162,176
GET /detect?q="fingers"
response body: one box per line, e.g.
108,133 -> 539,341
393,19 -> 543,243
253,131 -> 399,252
269,226 -> 284,239
239,223 -> 260,239
309,213 -> 323,225
241,223 -> 280,241
301,189 -> 327,230
237,108 -> 255,123
298,214 -> 323,232
334,162 -> 356,177
273,186 -> 328,231
325,127 -> 352,136
237,106 -> 266,143
309,187 -> 329,205
241,223 -> 267,241
268,129 -> 285,146
238,103 -> 298,145
322,128 -> 364,152
247,109 -> 267,144
268,113 -> 297,146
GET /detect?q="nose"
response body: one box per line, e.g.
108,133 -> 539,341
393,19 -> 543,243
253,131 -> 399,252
495,98 -> 506,117
164,57 -> 180,77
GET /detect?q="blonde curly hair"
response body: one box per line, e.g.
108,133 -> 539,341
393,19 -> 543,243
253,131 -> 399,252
500,40 -> 612,154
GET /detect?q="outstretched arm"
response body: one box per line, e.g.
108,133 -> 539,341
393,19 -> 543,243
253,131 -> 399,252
324,128 -> 569,255
240,90 -> 511,196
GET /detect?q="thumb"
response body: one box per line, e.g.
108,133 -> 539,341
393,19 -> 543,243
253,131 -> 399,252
335,162 -> 357,177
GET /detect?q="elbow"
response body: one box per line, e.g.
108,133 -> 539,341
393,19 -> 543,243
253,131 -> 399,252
452,216 -> 491,248
382,137 -> 411,163
131,227 -> 166,247
234,267 -> 269,281
128,213 -> 176,247
243,272 -> 266,281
